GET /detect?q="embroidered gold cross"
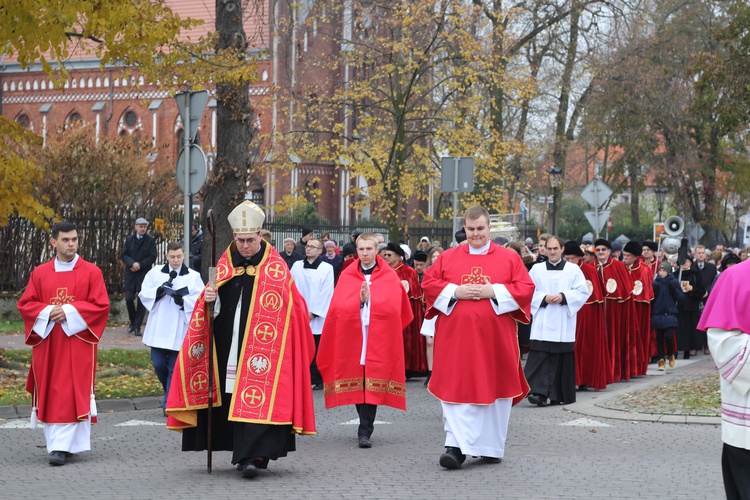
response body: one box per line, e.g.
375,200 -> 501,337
191,373 -> 208,391
255,324 -> 276,342
50,287 -> 75,305
461,267 -> 489,285
267,263 -> 285,279
243,387 -> 264,407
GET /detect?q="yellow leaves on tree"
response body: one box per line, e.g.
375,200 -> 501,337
0,117 -> 54,228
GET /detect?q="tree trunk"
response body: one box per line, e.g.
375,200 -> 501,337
201,0 -> 254,269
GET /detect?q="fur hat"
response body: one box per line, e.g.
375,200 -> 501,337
413,251 -> 429,262
594,238 -> 611,249
623,241 -> 642,257
563,241 -> 584,257
643,240 -> 658,252
386,242 -> 405,258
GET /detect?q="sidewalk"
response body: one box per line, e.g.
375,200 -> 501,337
0,325 -> 147,351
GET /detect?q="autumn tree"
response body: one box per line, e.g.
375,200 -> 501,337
33,124 -> 179,213
266,0 -> 490,240
0,0 -> 259,241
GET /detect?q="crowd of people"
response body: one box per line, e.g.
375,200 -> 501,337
16,205 -> 750,495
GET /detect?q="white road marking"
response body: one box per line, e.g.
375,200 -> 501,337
114,420 -> 166,427
560,417 -> 611,427
339,418 -> 392,425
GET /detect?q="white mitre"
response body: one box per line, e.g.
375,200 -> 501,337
227,200 -> 265,233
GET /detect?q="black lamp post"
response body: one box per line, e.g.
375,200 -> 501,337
654,187 -> 667,222
548,166 -> 563,236
735,203 -> 743,248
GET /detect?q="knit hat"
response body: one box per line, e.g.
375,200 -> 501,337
659,262 -> 672,273
301,227 -> 314,237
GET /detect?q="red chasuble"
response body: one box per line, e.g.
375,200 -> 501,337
574,261 -> 609,391
422,244 -> 534,405
18,258 -> 109,424
394,263 -> 427,372
166,243 -> 316,435
597,257 -> 635,383
317,256 -> 413,411
628,258 -> 654,376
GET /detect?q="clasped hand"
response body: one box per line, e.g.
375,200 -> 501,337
455,278 -> 494,301
49,305 -> 66,323
545,293 -> 564,304
360,281 -> 370,305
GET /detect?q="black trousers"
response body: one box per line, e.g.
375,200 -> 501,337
310,334 -> 322,385
723,443 -> 750,500
656,328 -> 675,358
125,289 -> 146,329
355,403 -> 377,439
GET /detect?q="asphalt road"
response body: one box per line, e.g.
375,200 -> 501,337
0,357 -> 725,499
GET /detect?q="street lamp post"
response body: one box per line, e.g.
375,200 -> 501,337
654,186 -> 667,222
548,166 -> 563,236
735,203 -> 743,248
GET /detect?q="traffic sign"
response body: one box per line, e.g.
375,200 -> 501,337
580,178 -> 612,209
584,209 -> 610,233
175,90 -> 209,143
176,144 -> 208,194
440,157 -> 474,192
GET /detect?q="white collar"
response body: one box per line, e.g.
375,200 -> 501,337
468,241 -> 491,255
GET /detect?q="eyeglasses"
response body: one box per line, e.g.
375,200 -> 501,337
306,244 -> 322,250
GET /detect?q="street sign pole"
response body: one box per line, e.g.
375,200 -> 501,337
183,96 -> 191,262
452,157 -> 459,245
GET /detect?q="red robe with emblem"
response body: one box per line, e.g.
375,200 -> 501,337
18,257 -> 109,424
574,260 -> 609,391
422,243 -> 534,405
393,262 -> 427,373
317,256 -> 413,410
166,242 -> 316,435
628,258 -> 654,376
597,257 -> 636,383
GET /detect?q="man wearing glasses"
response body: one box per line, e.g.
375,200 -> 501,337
291,238 -> 335,390
166,201 -> 316,480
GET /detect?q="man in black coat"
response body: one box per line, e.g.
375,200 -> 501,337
120,217 -> 157,336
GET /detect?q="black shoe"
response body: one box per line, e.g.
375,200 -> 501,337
480,456 -> 502,464
312,383 -> 323,391
127,324 -> 135,333
358,436 -> 372,448
423,372 -> 431,387
527,393 -> 547,407
48,451 -> 66,466
439,446 -> 466,470
241,461 -> 259,479
577,385 -> 589,392
134,328 -> 142,337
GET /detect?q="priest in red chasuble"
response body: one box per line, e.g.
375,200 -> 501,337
317,233 -> 413,449
18,221 -> 110,466
381,242 -> 427,376
422,206 -> 534,470
622,241 -> 655,376
563,242 -> 609,391
594,238 -> 636,383
166,201 -> 316,480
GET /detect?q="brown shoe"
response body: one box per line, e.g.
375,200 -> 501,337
658,359 -> 666,371
668,355 -> 676,368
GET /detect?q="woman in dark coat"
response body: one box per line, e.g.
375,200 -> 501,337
673,256 -> 705,359
651,262 -> 684,370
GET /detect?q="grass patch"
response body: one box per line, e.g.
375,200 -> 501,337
0,320 -> 24,335
611,374 -> 721,416
0,349 -> 162,406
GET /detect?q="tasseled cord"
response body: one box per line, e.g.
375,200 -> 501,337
90,390 -> 98,424
30,389 -> 37,429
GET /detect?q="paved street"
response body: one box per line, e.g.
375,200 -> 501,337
0,338 -> 725,499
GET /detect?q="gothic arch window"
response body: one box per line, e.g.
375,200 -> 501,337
33,80 -> 38,90
79,78 -> 85,88
104,77 -> 109,87
16,113 -> 31,129
95,77 -> 101,87
71,79 -> 77,88
25,80 -> 30,90
304,180 -> 319,206
66,111 -> 83,128
88,77 -> 93,87
10,82 -> 15,91
41,80 -> 46,90
118,108 -> 141,136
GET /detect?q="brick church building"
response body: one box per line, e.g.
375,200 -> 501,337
1,0 -> 430,225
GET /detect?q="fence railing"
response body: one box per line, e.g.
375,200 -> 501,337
1,211 -> 454,293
